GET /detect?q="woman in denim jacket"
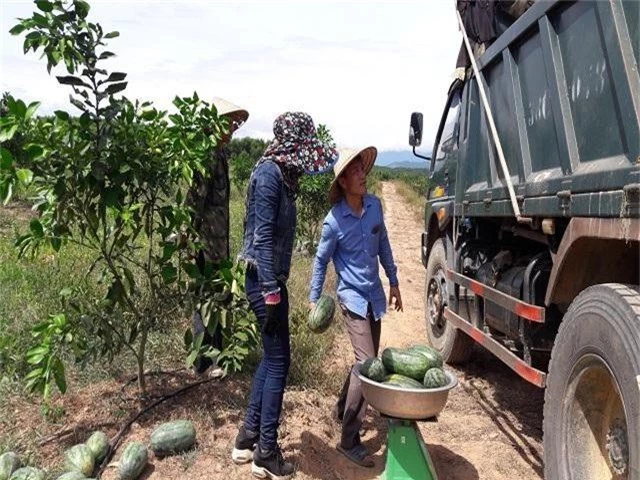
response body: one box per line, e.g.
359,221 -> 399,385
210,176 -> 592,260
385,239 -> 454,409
232,112 -> 338,480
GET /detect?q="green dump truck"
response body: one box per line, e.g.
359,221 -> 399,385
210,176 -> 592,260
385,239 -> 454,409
409,1 -> 639,478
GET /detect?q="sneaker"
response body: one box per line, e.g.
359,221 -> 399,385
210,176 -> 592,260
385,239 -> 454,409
193,361 -> 224,380
251,445 -> 295,480
231,426 -> 259,465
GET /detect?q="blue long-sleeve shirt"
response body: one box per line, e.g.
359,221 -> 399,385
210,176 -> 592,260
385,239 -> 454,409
309,194 -> 398,321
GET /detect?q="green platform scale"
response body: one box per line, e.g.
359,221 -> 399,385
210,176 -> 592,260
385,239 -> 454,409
380,417 -> 438,480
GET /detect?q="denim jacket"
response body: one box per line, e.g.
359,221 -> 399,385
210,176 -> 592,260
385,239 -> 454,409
239,160 -> 297,294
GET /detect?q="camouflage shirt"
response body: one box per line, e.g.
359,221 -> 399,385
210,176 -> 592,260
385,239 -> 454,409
187,147 -> 230,264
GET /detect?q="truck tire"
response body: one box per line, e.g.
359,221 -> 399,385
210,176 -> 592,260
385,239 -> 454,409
424,237 -> 473,363
544,283 -> 640,480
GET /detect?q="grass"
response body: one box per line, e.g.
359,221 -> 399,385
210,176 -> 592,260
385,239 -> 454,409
392,179 -> 425,223
0,205 -> 100,382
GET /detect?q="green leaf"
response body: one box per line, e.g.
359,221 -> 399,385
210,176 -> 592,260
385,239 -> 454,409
24,367 -> 44,381
9,24 -> 26,36
1,181 -> 13,205
16,169 -> 34,186
56,75 -> 90,87
79,111 -> 91,126
193,332 -> 204,351
26,350 -> 47,365
123,267 -> 135,295
161,265 -> 178,284
104,31 -> 120,39
0,124 -> 19,142
105,81 -> 127,95
25,101 -> 41,121
104,188 -> 119,208
50,235 -> 61,252
25,144 -> 44,160
234,331 -> 249,342
52,358 -> 66,394
29,218 -> 44,237
54,110 -> 70,121
0,147 -> 13,170
74,0 -> 90,18
102,71 -> 126,83
162,243 -> 177,261
184,328 -> 193,349
32,12 -> 49,27
106,280 -> 124,306
185,349 -> 198,368
183,262 -> 201,280
128,323 -> 138,344
36,0 -> 54,12
99,51 -> 115,60
15,98 -> 26,118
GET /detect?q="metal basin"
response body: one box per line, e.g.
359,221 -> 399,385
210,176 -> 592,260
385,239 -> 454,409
355,363 -> 458,420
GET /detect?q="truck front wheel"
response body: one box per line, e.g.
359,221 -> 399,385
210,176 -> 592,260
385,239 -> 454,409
544,284 -> 640,479
424,237 -> 473,363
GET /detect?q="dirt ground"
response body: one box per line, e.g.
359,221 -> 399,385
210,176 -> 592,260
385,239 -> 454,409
2,182 -> 545,479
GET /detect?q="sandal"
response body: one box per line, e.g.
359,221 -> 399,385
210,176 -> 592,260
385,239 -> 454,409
336,443 -> 375,468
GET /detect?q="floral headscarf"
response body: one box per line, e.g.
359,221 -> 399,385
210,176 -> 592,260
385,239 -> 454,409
260,112 -> 338,178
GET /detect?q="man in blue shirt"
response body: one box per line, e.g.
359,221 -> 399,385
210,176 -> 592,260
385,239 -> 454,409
309,146 -> 402,468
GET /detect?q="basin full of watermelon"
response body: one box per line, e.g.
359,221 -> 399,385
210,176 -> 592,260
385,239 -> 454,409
360,345 -> 450,390
357,344 -> 457,419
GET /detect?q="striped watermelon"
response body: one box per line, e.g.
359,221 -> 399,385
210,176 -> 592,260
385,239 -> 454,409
308,295 -> 335,333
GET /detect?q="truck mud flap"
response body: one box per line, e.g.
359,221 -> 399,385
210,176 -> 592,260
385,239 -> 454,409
444,307 -> 547,388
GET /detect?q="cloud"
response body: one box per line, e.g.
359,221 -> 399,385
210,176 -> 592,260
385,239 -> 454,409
1,0 -> 461,151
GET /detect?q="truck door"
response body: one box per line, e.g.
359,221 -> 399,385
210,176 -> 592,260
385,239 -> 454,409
429,88 -> 462,201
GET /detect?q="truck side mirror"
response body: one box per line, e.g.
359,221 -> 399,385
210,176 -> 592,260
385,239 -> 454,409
409,112 -> 423,147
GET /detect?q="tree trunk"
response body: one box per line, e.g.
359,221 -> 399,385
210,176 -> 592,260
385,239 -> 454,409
137,326 -> 149,394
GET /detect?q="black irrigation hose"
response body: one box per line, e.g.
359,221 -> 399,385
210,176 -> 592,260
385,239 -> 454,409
117,369 -> 189,404
97,375 -> 218,478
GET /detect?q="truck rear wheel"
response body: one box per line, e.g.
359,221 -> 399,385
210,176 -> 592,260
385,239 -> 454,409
424,237 -> 473,363
544,284 -> 640,480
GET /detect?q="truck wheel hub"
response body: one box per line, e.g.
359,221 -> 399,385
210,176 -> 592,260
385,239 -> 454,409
607,421 -> 629,475
427,270 -> 447,334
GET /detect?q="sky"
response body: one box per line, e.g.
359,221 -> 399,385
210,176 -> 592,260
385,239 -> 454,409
1,0 -> 460,157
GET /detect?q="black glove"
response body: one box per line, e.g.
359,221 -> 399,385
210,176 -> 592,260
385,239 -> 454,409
263,303 -> 280,336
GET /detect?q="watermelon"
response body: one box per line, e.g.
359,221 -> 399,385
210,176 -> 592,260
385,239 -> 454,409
423,367 -> 449,388
86,431 -> 109,463
9,467 -> 45,480
0,452 -> 20,480
149,420 -> 196,456
64,444 -> 94,477
383,374 -> 424,389
381,347 -> 430,381
308,295 -> 335,333
359,357 -> 386,382
55,473 -> 87,480
409,344 -> 443,369
118,442 -> 147,480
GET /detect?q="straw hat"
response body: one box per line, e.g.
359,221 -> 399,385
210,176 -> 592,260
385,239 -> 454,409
212,97 -> 249,132
329,146 -> 377,204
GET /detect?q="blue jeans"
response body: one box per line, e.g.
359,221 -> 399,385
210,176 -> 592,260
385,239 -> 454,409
243,268 -> 291,450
